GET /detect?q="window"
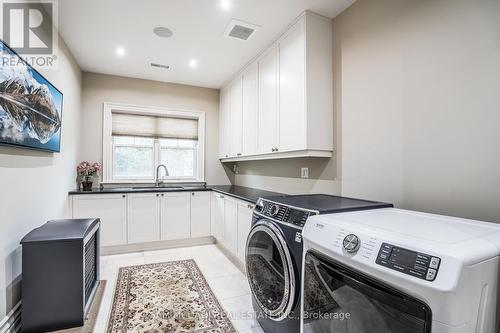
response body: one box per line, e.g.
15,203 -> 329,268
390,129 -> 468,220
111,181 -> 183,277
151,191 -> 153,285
103,103 -> 205,182
113,136 -> 154,179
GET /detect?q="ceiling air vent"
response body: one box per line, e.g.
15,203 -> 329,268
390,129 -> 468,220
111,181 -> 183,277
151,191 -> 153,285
150,63 -> 170,70
225,19 -> 260,41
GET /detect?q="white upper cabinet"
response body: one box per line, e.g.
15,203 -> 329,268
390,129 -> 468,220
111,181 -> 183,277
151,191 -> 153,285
277,18 -> 306,152
229,76 -> 243,157
241,62 -> 259,156
258,44 -> 278,154
219,86 -> 231,159
219,11 -> 333,161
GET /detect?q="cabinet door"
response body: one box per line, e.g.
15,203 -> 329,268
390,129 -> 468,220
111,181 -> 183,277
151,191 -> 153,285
190,192 -> 211,238
161,192 -> 191,240
278,19 -> 306,151
223,197 -> 238,254
127,193 -> 160,244
219,86 -> 231,158
72,194 -> 127,246
237,202 -> 254,262
258,44 -> 278,153
230,76 -> 243,157
242,62 -> 259,156
213,193 -> 225,241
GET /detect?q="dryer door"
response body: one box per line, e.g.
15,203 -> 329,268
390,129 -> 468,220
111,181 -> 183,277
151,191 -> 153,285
303,250 -> 432,333
246,220 -> 296,321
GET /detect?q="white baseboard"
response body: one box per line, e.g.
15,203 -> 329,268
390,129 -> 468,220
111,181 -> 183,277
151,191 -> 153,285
0,302 -> 21,333
215,241 -> 246,275
100,236 -> 216,255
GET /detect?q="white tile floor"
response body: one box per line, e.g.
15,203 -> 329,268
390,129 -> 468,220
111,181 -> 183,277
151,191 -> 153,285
94,244 -> 263,333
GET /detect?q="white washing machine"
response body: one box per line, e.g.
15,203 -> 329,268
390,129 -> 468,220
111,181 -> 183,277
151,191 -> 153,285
300,208 -> 500,333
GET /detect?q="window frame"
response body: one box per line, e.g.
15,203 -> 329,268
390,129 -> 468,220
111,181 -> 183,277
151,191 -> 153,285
102,102 -> 205,183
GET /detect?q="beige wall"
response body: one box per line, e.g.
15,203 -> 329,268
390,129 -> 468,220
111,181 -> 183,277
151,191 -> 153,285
235,0 -> 500,223
0,39 -> 83,318
80,72 -> 231,185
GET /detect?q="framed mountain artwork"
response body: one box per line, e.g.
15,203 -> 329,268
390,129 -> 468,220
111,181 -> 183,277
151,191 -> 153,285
0,40 -> 63,152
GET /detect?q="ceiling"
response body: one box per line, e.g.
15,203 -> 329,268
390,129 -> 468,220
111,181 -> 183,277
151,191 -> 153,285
58,0 -> 355,89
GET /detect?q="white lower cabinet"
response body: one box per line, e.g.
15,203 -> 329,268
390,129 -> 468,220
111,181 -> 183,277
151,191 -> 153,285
209,192 -> 255,264
127,193 -> 160,244
190,191 -> 211,238
72,190 -> 252,260
212,192 -> 225,241
237,202 -> 254,262
72,194 -> 127,247
161,192 -> 191,241
223,197 -> 238,253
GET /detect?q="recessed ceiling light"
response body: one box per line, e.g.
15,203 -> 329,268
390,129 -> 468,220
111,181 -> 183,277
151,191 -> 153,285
116,47 -> 126,57
189,59 -> 198,68
153,26 -> 173,38
220,0 -> 231,11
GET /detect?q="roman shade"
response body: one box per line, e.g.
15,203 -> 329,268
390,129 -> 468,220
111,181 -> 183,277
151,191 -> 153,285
111,112 -> 199,140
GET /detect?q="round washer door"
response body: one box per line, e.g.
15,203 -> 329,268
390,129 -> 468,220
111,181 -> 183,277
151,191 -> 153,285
245,220 -> 295,321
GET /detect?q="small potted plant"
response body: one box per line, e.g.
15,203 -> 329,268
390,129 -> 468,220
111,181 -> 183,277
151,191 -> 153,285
77,161 -> 101,191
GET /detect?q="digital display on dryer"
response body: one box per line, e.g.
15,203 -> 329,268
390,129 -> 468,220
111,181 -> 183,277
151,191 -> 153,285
389,247 -> 418,268
376,243 -> 441,281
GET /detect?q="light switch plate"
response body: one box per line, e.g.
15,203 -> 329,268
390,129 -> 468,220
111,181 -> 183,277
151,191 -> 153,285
301,167 -> 309,179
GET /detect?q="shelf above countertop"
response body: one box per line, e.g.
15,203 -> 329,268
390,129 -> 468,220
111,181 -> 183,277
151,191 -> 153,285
69,185 -> 285,204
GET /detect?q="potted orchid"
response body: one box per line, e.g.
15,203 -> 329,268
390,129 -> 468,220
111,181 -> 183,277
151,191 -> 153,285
77,161 -> 101,191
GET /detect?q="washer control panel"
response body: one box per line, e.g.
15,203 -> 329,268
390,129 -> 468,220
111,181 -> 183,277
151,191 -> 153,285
255,199 -> 313,228
376,243 -> 441,281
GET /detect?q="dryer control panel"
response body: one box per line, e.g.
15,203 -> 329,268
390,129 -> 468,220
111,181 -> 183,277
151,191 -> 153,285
376,243 -> 441,281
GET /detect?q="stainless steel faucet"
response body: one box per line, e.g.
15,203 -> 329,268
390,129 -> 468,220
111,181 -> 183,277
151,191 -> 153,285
155,164 -> 169,187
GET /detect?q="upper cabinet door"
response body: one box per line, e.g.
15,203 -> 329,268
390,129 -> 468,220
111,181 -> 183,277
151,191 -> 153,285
127,193 -> 160,244
219,86 -> 231,159
229,77 -> 243,157
258,44 -> 278,154
242,62 -> 259,156
278,19 -> 306,151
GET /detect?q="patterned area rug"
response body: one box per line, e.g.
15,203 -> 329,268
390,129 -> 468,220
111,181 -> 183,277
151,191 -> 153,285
107,260 -> 236,333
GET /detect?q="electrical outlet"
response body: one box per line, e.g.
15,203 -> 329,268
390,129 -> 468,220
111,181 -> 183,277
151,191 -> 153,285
301,167 -> 309,179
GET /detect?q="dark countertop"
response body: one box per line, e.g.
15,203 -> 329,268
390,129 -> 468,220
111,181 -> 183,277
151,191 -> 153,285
69,185 -> 284,204
68,185 -> 211,195
210,185 -> 284,204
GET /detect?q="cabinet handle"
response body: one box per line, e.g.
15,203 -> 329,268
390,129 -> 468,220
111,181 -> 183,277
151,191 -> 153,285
192,192 -> 195,196
237,153 -> 242,156
156,194 -> 159,197
275,147 -> 279,152
122,195 -> 126,198
220,195 -> 225,199
161,194 -> 164,197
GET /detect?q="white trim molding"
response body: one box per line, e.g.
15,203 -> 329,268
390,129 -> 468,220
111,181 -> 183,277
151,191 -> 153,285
0,302 -> 21,333
102,102 -> 206,183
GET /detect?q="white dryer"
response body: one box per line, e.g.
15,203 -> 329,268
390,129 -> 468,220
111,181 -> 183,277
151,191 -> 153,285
300,208 -> 500,333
